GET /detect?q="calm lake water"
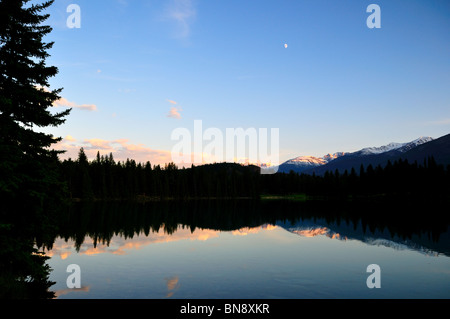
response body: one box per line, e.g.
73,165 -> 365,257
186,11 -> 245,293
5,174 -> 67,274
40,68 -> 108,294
43,199 -> 450,299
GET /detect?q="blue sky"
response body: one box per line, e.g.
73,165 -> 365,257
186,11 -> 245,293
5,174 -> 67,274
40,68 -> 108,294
40,0 -> 450,165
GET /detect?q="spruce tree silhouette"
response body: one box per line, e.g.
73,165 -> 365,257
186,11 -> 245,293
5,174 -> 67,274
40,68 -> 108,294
0,0 -> 68,299
0,0 -> 70,223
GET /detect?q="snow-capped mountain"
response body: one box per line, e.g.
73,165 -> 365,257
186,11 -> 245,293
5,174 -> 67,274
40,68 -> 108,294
285,156 -> 328,166
276,218 -> 448,257
277,152 -> 346,173
323,152 -> 346,161
358,137 -> 434,155
277,136 -> 435,174
285,152 -> 348,165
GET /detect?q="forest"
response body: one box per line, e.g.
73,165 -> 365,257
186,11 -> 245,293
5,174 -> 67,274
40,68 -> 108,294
59,147 -> 450,201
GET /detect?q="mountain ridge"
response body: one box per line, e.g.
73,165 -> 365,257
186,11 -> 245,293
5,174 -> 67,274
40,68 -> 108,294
276,218 -> 450,257
277,134 -> 450,175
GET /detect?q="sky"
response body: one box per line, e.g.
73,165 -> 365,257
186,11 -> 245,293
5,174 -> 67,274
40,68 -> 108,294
37,0 -> 450,166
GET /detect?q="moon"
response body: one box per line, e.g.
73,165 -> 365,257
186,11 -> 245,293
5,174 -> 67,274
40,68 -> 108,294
284,43 -> 288,49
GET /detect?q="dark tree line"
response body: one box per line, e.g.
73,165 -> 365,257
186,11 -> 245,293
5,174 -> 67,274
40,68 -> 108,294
60,148 -> 450,201
261,157 -> 450,199
60,148 -> 260,200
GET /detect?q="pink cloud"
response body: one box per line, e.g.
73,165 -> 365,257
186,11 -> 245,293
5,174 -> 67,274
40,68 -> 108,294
53,96 -> 97,111
167,106 -> 182,119
83,139 -> 114,150
54,136 -> 173,165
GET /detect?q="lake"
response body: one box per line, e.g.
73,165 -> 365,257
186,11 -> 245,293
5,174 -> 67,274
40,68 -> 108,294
42,199 -> 450,299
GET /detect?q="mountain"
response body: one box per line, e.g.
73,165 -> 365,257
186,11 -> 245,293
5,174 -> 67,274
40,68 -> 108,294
277,135 -> 450,176
305,135 -> 450,176
399,133 -> 450,166
276,217 -> 450,257
277,152 -> 346,174
357,136 -> 434,155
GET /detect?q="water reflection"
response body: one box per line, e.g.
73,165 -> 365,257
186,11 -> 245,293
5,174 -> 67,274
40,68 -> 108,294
34,198 -> 450,299
46,226 -> 223,259
165,276 -> 180,298
45,199 -> 450,257
277,217 -> 449,257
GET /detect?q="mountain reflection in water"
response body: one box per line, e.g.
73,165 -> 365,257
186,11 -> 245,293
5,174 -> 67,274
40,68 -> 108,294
36,198 -> 450,299
44,198 -> 450,258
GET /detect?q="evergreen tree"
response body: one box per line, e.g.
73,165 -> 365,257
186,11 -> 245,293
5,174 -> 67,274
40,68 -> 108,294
0,0 -> 70,218
0,0 -> 69,299
76,148 -> 94,199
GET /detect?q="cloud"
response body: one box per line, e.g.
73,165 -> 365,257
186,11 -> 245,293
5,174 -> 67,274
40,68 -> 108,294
65,135 -> 76,142
167,106 -> 182,119
53,96 -> 97,111
166,0 -> 197,39
166,99 -> 182,119
84,138 -> 115,151
37,86 -> 97,111
55,136 -> 173,165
